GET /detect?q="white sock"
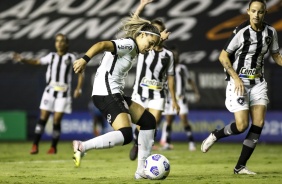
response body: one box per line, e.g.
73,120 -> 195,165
82,131 -> 124,151
136,129 -> 155,174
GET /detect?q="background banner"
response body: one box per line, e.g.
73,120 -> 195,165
0,111 -> 27,140
40,111 -> 282,143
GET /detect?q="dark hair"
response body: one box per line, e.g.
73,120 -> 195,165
55,33 -> 69,52
248,0 -> 267,9
151,19 -> 166,32
56,33 -> 69,44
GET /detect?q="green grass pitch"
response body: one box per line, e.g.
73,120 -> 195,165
0,141 -> 281,184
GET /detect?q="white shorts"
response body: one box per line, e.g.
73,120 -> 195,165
163,97 -> 189,115
225,80 -> 269,113
131,93 -> 165,111
39,91 -> 72,114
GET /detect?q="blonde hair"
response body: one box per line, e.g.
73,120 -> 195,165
119,14 -> 160,39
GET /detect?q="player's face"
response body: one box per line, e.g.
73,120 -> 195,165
247,1 -> 266,27
137,33 -> 159,54
55,35 -> 68,53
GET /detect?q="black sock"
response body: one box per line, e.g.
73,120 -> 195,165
166,125 -> 172,144
185,125 -> 194,142
33,119 -> 47,146
51,123 -> 61,148
134,128 -> 139,145
235,125 -> 262,169
214,122 -> 241,140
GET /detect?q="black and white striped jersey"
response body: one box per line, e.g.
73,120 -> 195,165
175,64 -> 190,98
224,20 -> 280,85
132,48 -> 174,99
92,38 -> 139,95
40,52 -> 76,98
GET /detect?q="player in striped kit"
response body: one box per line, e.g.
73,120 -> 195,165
13,33 -> 84,154
72,14 -> 161,179
201,0 -> 282,174
129,0 -> 180,161
161,47 -> 200,151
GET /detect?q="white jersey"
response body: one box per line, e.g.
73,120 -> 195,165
92,38 -> 139,95
40,52 -> 76,98
132,48 -> 174,99
224,21 -> 280,85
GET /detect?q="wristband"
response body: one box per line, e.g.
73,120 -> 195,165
82,55 -> 90,63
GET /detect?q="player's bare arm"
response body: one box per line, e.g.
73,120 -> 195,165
168,75 -> 180,114
219,50 -> 244,96
73,72 -> 84,98
133,0 -> 154,18
73,41 -> 114,74
12,52 -> 40,65
272,52 -> 282,66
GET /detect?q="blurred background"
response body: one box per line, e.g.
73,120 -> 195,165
0,0 -> 281,143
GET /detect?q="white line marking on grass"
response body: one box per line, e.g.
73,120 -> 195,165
1,160 -> 70,164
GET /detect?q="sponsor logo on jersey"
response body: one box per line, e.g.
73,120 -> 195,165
140,77 -> 163,91
118,44 -> 132,50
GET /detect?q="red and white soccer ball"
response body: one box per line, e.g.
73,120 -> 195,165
144,154 -> 170,180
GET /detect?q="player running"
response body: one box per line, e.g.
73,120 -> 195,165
201,0 -> 282,174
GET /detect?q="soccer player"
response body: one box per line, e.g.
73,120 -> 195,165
12,33 -> 84,154
72,14 -> 161,179
201,0 -> 282,174
161,47 -> 200,151
129,0 -> 180,161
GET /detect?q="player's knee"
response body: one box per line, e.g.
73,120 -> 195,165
137,110 -> 156,130
236,123 -> 248,132
119,127 -> 133,145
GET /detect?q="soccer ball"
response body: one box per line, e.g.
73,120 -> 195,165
144,154 -> 170,180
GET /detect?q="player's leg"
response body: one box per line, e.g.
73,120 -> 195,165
162,114 -> 174,150
47,111 -> 64,154
129,101 -> 156,179
201,110 -> 249,153
30,109 -> 51,154
129,98 -> 164,160
73,94 -> 133,166
180,113 -> 196,151
201,82 -> 249,153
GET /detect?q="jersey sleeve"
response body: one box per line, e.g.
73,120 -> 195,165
224,28 -> 240,54
39,53 -> 52,65
111,38 -> 135,56
270,28 -> 280,54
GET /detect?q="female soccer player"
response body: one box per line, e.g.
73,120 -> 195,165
72,14 -> 161,179
129,0 -> 180,161
201,0 -> 282,174
161,47 -> 200,151
13,33 -> 84,154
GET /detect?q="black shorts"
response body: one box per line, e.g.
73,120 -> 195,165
92,93 -> 132,125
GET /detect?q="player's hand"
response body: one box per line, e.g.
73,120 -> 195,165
141,0 -> 154,5
73,88 -> 82,98
12,53 -> 23,62
73,58 -> 87,74
160,29 -> 171,42
234,78 -> 245,96
172,101 -> 180,115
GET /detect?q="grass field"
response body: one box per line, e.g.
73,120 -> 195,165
0,141 -> 281,184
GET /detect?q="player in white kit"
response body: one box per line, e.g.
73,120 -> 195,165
161,47 -> 200,151
72,14 -> 162,179
13,33 -> 84,154
201,0 -> 282,174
